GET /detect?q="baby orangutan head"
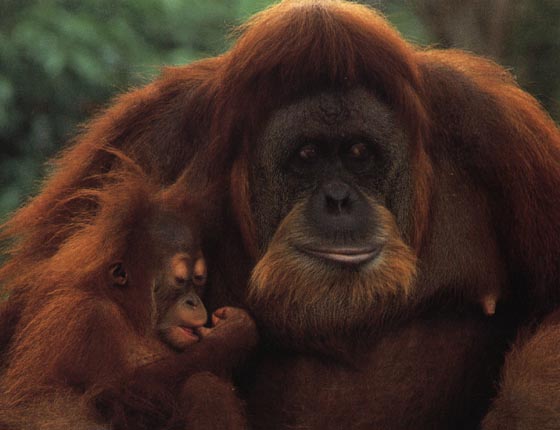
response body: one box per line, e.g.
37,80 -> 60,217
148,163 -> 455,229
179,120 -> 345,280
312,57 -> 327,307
108,213 -> 209,351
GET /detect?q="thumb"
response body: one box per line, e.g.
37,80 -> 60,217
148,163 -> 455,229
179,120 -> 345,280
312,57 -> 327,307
197,327 -> 212,338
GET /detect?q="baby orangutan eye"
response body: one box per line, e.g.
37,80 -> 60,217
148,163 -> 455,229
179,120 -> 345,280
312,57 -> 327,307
109,262 -> 128,286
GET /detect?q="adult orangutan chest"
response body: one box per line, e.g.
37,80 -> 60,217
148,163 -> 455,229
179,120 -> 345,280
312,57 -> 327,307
247,312 -> 511,430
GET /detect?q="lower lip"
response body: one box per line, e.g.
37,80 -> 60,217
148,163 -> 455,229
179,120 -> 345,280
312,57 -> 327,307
179,326 -> 199,340
303,247 -> 380,265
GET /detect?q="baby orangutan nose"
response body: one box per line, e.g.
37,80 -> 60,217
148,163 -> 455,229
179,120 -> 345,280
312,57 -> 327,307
185,291 -> 203,308
180,290 -> 208,327
172,253 -> 207,287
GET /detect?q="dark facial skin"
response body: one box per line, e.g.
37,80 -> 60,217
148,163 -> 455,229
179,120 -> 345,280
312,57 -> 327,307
250,87 -> 412,260
109,216 -> 209,351
247,87 -> 417,351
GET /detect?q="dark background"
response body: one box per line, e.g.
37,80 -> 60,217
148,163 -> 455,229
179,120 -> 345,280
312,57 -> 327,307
0,0 -> 558,220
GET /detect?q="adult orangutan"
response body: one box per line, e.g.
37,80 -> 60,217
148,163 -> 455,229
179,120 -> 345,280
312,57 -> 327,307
1,1 -> 560,429
0,160 -> 256,430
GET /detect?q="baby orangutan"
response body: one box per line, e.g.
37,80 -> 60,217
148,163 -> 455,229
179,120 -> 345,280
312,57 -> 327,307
0,165 -> 257,430
111,213 -> 210,352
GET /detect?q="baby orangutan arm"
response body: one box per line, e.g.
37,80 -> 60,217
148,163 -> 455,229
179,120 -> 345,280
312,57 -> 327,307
93,306 -> 258,428
196,307 -> 259,374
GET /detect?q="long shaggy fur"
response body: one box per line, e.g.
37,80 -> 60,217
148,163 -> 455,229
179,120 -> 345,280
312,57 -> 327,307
0,61 -> 220,294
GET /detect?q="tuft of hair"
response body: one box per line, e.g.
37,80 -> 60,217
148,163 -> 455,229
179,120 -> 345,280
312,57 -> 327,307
0,392 -> 102,430
220,0 -> 428,136
483,314 -> 560,430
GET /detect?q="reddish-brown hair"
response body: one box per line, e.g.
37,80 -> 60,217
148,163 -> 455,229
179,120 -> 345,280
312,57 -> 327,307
1,3 -> 560,427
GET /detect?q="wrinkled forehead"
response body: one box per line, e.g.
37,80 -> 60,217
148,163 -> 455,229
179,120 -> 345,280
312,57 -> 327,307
252,87 -> 396,164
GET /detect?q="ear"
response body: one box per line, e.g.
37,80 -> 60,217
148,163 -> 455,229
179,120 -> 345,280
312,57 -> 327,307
109,262 -> 128,287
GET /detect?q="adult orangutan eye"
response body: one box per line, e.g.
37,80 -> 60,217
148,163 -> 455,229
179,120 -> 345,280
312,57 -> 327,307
288,143 -> 322,173
346,142 -> 370,160
298,144 -> 319,161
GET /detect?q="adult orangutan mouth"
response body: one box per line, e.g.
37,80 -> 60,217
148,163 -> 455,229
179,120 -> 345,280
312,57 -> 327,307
301,246 -> 381,265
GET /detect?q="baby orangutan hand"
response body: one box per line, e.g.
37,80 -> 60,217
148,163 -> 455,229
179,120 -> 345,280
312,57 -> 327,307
198,307 -> 259,363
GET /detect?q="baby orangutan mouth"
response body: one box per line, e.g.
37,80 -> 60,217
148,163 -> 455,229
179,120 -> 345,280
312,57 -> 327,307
179,326 -> 199,339
164,324 -> 201,348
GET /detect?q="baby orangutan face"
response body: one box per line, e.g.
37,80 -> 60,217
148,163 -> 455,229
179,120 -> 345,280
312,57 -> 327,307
153,250 -> 208,351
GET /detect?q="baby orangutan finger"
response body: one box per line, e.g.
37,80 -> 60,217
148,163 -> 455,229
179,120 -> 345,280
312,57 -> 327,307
196,327 -> 213,338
